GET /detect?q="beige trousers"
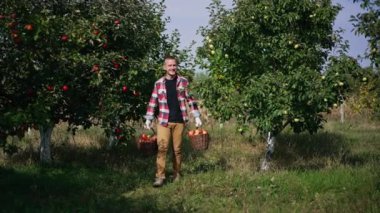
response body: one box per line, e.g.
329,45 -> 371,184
156,122 -> 185,179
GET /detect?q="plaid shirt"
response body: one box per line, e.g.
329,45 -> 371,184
145,75 -> 200,126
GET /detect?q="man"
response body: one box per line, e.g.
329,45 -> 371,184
144,55 -> 202,187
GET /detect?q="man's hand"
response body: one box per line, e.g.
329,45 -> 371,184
195,117 -> 202,127
144,120 -> 152,129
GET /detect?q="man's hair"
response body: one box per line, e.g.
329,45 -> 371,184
164,55 -> 178,64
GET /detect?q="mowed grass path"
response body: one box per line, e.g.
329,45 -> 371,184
1,119 -> 379,212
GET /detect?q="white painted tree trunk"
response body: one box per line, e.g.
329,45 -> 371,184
340,101 -> 345,123
39,125 -> 53,164
27,127 -> 32,136
107,134 -> 117,150
260,132 -> 276,171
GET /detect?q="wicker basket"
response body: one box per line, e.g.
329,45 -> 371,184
137,132 -> 157,155
188,129 -> 210,151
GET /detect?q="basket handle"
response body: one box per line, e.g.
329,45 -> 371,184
195,126 -> 203,131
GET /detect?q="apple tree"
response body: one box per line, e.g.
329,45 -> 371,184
351,0 -> 380,68
0,0 -> 181,163
351,0 -> 380,117
195,0 -> 356,170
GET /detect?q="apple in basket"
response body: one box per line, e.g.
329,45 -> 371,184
146,134 -> 153,142
194,129 -> 200,135
188,129 -> 208,136
140,133 -> 156,143
140,134 -> 148,141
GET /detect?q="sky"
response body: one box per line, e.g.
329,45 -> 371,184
162,0 -> 371,68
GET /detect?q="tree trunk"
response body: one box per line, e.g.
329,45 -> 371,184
260,132 -> 276,171
340,101 -> 345,123
107,134 -> 117,150
39,125 -> 53,164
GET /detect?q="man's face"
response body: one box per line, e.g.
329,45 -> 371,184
164,59 -> 177,77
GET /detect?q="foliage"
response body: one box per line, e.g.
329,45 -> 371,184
351,0 -> 380,68
195,0 -> 358,135
350,0 -> 380,118
346,66 -> 380,118
0,0 -> 190,150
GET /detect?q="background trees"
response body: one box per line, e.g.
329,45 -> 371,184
352,0 -> 380,68
349,0 -> 380,118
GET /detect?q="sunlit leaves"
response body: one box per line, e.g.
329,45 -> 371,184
196,0 -> 355,135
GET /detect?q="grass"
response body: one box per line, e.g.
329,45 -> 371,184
0,117 -> 379,212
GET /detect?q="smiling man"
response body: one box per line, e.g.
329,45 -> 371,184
144,55 -> 202,187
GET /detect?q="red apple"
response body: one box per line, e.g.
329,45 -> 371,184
91,64 -> 100,73
92,29 -> 100,36
122,85 -> 128,93
62,85 -> 69,91
194,130 -> 200,135
102,43 -> 108,49
60,34 -> 69,42
114,128 -> 122,134
7,21 -> 17,29
141,134 -> 148,141
24,24 -> 33,31
113,63 -> 120,69
11,32 -> 19,39
47,85 -> 54,91
114,19 -> 121,25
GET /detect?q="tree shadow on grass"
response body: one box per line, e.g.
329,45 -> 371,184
1,139 -> 189,212
0,166 -> 182,212
272,132 -> 351,171
0,132 -> 226,211
181,137 -> 229,176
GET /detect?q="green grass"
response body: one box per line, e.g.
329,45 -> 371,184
0,119 -> 379,212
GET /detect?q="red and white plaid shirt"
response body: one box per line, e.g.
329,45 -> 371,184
145,75 -> 200,126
